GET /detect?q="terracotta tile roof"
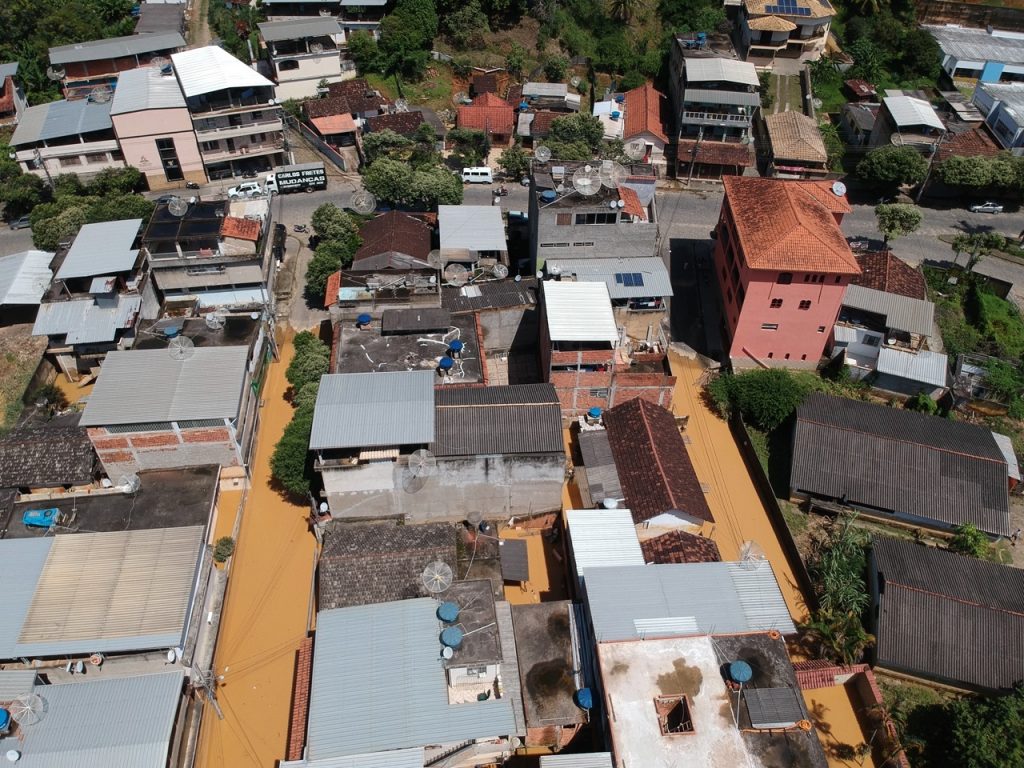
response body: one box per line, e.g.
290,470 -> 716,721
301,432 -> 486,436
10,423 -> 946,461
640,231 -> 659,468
623,82 -> 668,143
764,111 -> 828,164
529,110 -> 560,138
723,177 -> 860,273
472,73 -> 498,95
324,269 -> 341,307
365,110 -> 426,137
853,250 -> 927,300
677,139 -> 754,167
748,14 -> 796,31
286,636 -> 314,761
473,92 -> 511,108
617,185 -> 646,221
303,95 -> 353,120
458,93 -> 514,135
220,216 -> 261,241
640,530 -> 722,564
309,113 -> 356,136
351,211 -> 433,270
936,125 -> 1002,163
325,78 -> 389,113
603,398 -> 715,525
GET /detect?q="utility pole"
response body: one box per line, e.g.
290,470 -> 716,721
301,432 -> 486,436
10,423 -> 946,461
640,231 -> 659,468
686,127 -> 704,186
192,667 -> 224,720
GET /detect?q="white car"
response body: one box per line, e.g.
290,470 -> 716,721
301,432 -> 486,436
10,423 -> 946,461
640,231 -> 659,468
228,181 -> 263,199
970,201 -> 1004,214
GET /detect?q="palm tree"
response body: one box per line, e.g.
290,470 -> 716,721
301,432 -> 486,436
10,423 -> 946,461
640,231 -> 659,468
608,0 -> 641,23
801,610 -> 875,666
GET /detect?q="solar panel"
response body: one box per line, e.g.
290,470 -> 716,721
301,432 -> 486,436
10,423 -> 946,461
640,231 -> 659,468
632,272 -> 644,286
615,273 -> 625,284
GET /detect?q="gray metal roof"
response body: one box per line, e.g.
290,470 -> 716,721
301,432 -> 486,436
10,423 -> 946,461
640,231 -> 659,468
791,392 -> 1009,536
584,562 -> 796,642
80,346 -> 249,426
306,599 -> 517,759
975,82 -> 1024,116
432,383 -> 563,456
876,347 -> 948,387
0,669 -> 36,700
683,88 -> 761,107
565,508 -> 645,578
0,671 -> 184,767
0,537 -> 52,660
685,57 -> 759,85
523,82 -> 569,97
56,219 -> 142,279
33,294 -> 141,345
110,66 -> 186,115
842,284 -> 935,336
744,687 -> 805,729
310,372 -> 435,451
0,250 -> 53,306
0,62 -> 19,81
49,32 -> 185,64
546,258 -> 673,299
577,429 -> 623,504
259,17 -> 341,42
992,431 -> 1021,481
540,755 -> 614,768
438,206 -> 507,252
280,750 -> 426,768
925,24 -> 1024,66
11,98 -> 113,146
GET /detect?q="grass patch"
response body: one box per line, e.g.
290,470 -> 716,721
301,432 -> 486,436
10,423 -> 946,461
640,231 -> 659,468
365,66 -> 454,113
879,677 -> 958,768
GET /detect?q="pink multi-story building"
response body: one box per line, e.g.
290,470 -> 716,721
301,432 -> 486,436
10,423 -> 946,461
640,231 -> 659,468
714,176 -> 860,368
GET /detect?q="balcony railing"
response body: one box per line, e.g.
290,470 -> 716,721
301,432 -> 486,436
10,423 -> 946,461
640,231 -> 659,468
194,118 -> 284,139
201,141 -> 285,162
680,111 -> 752,128
189,95 -> 277,115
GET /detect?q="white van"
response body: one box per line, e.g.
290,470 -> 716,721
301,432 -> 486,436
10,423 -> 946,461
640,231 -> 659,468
461,167 -> 493,184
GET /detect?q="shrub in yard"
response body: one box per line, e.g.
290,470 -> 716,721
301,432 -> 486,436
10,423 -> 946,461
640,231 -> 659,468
904,393 -> 938,414
286,342 -> 330,392
270,405 -> 316,498
707,368 -> 811,432
213,536 -> 235,563
948,523 -> 988,559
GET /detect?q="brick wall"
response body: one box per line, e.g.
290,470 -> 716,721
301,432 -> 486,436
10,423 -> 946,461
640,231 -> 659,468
88,425 -> 240,478
287,636 -> 314,761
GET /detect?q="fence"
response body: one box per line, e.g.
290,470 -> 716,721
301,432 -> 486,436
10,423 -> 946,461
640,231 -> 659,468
288,115 -> 349,172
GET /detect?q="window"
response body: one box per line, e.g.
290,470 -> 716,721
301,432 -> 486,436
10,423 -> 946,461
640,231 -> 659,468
801,354 -> 807,360
201,140 -> 219,152
768,352 -> 774,358
156,137 -> 184,182
556,213 -> 571,226
59,156 -> 82,167
720,223 -> 731,250
817,325 -> 826,333
761,323 -> 779,331
726,288 -> 733,305
799,300 -> 812,310
176,418 -> 226,428
784,353 -> 791,360
278,59 -> 300,72
572,241 -> 594,247
252,110 -> 263,119
85,152 -> 108,164
730,263 -> 739,286
589,388 -> 609,398
835,275 -> 842,284
737,284 -> 745,306
110,150 -> 123,161
862,335 -> 881,347
540,242 -> 569,248
803,274 -> 810,283
575,212 -> 618,225
770,298 -> 783,308
778,272 -> 792,284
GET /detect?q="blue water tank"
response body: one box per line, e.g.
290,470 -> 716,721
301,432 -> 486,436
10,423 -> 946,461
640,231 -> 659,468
611,111 -> 621,120
587,407 -> 602,420
440,626 -> 464,649
541,190 -> 557,202
449,340 -> 464,355
163,326 -> 181,339
696,31 -> 707,44
356,313 -> 372,326
729,660 -> 753,683
22,508 -> 58,528
437,601 -> 460,623
519,101 -> 530,111
574,688 -> 594,709
0,708 -> 10,733
439,356 -> 454,371
615,94 -> 625,103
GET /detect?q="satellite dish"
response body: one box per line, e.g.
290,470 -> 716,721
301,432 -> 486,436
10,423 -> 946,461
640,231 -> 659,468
9,693 -> 47,726
118,473 -> 141,494
441,645 -> 455,660
452,90 -> 469,106
421,560 -> 454,593
427,249 -> 443,269
491,263 -> 509,279
572,166 -> 600,196
535,145 -> 552,163
150,56 -> 170,71
570,75 -> 582,87
46,66 -> 65,81
624,139 -> 646,160
351,189 -> 377,214
309,42 -> 324,54
832,180 -> 847,197
168,335 -> 196,361
599,160 -> 627,189
167,197 -> 189,217
205,310 -> 227,330
739,540 -> 767,570
444,263 -> 470,286
812,97 -> 823,110
467,510 -> 484,527
88,86 -> 112,103
408,448 -> 437,478
394,98 -> 409,112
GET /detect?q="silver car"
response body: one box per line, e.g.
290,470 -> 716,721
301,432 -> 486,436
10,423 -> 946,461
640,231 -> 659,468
970,201 -> 1004,214
8,215 -> 31,230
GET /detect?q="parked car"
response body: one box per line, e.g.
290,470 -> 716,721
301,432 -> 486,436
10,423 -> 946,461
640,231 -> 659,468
970,201 -> 1004,214
228,181 -> 263,199
8,215 -> 31,230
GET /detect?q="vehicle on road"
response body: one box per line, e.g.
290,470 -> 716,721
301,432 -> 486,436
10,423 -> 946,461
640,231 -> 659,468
265,162 -> 327,194
8,215 -> 31,230
228,181 -> 263,199
293,223 -> 308,233
970,201 -> 1004,214
185,180 -> 201,190
462,167 -> 493,184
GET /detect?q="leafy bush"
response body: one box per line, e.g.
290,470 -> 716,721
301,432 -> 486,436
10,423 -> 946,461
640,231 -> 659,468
949,523 -> 988,559
946,684 -> 1024,768
543,56 -> 568,83
286,333 -> 330,391
905,393 -> 938,414
706,368 -> 811,432
806,514 -> 870,615
858,146 -> 928,188
213,537 -> 235,563
270,405 -> 316,498
498,146 -> 530,179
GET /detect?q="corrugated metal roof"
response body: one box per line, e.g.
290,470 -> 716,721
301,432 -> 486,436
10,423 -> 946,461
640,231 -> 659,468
171,45 -> 274,98
992,431 -> 1021,481
884,96 -> 945,131
577,429 -> 623,504
432,383 -> 563,456
34,294 -> 141,344
441,278 -> 537,313
0,669 -> 37,700
11,98 -> 114,146
438,205 -> 507,252
584,562 -> 796,642
0,671 -> 184,767
683,88 -> 761,107
0,537 -> 52,659
310,372 -> 435,450
259,17 -> 342,41
4,527 -> 204,658
792,393 -> 1009,536
306,599 -> 516,759
0,62 -> 19,81
499,538 -> 530,581
80,345 -> 249,426
543,281 -> 618,343
49,32 -> 185,64
565,509 -> 645,578
925,24 -> 1024,67
110,66 -> 186,115
744,687 -> 805,729
56,218 -> 142,279
685,58 -> 759,85
280,749 -> 426,768
842,284 -> 935,336
523,82 -> 569,97
546,258 -> 673,299
540,755 -> 614,768
876,347 -> 948,387
0,250 -> 53,306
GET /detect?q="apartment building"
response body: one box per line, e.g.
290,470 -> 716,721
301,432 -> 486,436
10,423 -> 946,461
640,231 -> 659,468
10,98 -> 125,181
48,32 -> 186,101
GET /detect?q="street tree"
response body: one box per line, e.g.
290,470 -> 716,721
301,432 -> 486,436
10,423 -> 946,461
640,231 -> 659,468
951,231 -> 1006,271
270,405 -> 315,498
858,145 -> 928,188
0,173 -> 46,218
447,128 -> 491,166
874,203 -> 922,245
311,203 -> 360,247
31,207 -> 87,251
361,129 -> 413,164
498,145 -> 530,179
285,342 -> 330,391
409,163 -> 463,205
306,239 -> 360,301
87,166 -> 143,196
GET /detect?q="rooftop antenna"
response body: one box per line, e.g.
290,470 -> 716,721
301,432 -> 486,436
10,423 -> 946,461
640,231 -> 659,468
309,42 -> 324,54
8,693 -> 47,727
426,249 -> 444,270
46,66 -> 65,82
491,263 -> 509,279
149,56 -> 170,71
739,540 -> 767,570
599,160 -> 627,189
118,473 -> 141,494
534,145 -> 552,163
408,448 -> 437,478
572,165 -> 601,196
167,196 -> 189,217
351,189 -> 377,215
443,263 -> 470,287
394,98 -> 409,112
451,90 -> 469,106
87,85 -> 112,104
421,560 -> 454,593
168,335 -> 196,361
831,180 -> 847,197
623,139 -> 646,161
205,309 -> 227,330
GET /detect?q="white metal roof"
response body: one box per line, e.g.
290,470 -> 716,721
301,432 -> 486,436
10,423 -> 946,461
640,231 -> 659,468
110,66 -> 186,115
543,281 -> 618,343
685,57 -> 759,86
170,45 -> 274,98
876,347 -> 949,388
540,754 -> 614,768
438,205 -> 507,253
566,509 -> 645,579
280,749 -> 426,768
0,250 -> 53,306
992,431 -> 1021,482
925,24 -> 1024,66
80,345 -> 249,425
0,671 -> 184,767
259,17 -> 342,42
546,258 -> 673,299
56,219 -> 142,279
884,96 -> 945,131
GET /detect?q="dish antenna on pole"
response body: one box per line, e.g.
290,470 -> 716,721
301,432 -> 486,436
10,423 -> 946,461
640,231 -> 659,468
205,309 -> 227,330
88,86 -> 113,104
491,263 -> 509,279
422,560 -> 454,593
394,98 -> 409,112
427,249 -> 443,270
149,56 -> 170,71
408,448 -> 437,478
46,66 -> 66,81
9,693 -> 48,727
624,139 -> 646,161
118,473 -> 141,494
572,165 -> 601,196
351,189 -> 377,214
534,145 -> 552,163
443,263 -> 470,287
167,196 -> 189,217
168,335 -> 195,361
599,160 -> 627,189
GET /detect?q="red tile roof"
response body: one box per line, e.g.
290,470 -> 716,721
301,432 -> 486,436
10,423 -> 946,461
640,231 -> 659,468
722,177 -> 861,274
677,139 -> 754,167
324,270 -> 341,307
853,250 -> 927,300
458,92 -> 514,135
603,398 -> 715,525
617,185 -> 646,221
641,530 -> 722,564
935,125 -> 1002,163
220,216 -> 261,241
351,211 -> 433,269
365,110 -> 426,137
845,79 -> 877,99
286,636 -> 314,761
529,110 -> 560,138
623,82 -> 668,143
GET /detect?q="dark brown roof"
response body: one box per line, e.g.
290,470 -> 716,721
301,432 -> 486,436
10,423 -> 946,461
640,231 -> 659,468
303,95 -> 353,120
0,424 -> 96,489
792,393 -> 1009,536
318,521 -> 457,610
529,110 -> 560,138
935,125 -> 1002,164
365,110 -> 427,137
853,251 -> 927,300
471,73 -> 498,95
433,384 -> 563,456
441,278 -> 537,312
640,530 -> 721,564
603,398 -> 714,525
325,78 -> 389,113
678,139 -> 754,167
350,211 -> 433,270
872,535 -> 1024,692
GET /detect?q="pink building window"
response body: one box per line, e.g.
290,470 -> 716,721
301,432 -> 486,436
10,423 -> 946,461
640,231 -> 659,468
770,298 -> 783,308
799,300 -> 812,310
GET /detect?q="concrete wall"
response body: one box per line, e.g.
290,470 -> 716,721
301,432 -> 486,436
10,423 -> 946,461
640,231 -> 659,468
322,453 -> 565,520
89,424 -> 241,479
113,108 -> 205,189
475,306 -> 538,355
532,208 -> 658,270
616,306 -> 667,343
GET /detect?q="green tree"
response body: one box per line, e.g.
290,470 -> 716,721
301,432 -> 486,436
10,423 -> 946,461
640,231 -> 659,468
294,380 -> 321,410
858,145 -> 928,188
270,405 -> 315,498
539,140 -> 592,161
379,0 -> 437,78
801,609 -> 875,666
0,173 -> 47,218
951,232 -> 1006,271
904,392 -> 938,414
847,38 -> 886,84
311,203 -> 360,246
292,330 -> 327,357
348,30 -> 382,73
949,523 -> 989,559
819,121 -> 845,172
543,56 -> 568,83
899,28 -> 941,81
445,0 -> 490,49
875,203 -> 922,245
213,536 -> 235,563
361,128 -> 414,164
447,127 -> 491,166
286,345 -> 330,391
85,193 -> 155,224
52,174 -> 86,198
32,206 -> 87,251
549,112 -> 604,150
306,239 -> 359,301
807,514 -> 870,615
947,684 -> 1024,767
363,158 -> 463,207
505,43 -> 527,80
409,163 -> 463,205
608,0 -> 642,22
363,157 -> 414,205
498,145 -> 530,179
707,368 -> 811,431
937,156 -> 994,189
86,166 -> 143,196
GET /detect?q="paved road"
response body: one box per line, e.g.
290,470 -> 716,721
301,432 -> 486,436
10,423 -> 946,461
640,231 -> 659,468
0,226 -> 38,254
